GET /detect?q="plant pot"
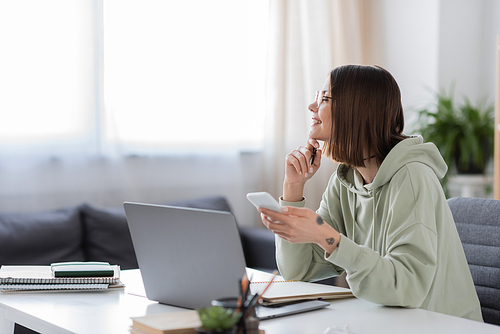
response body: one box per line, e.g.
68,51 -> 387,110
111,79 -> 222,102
454,142 -> 490,174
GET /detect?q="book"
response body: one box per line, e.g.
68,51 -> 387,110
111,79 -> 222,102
130,311 -> 265,334
250,280 -> 353,306
130,310 -> 200,334
51,261 -> 115,277
0,283 -> 110,290
0,265 -> 120,284
0,281 -> 125,293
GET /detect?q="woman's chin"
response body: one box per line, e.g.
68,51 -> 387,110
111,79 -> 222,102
308,130 -> 325,141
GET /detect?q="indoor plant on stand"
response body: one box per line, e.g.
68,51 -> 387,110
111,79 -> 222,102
416,87 -> 495,196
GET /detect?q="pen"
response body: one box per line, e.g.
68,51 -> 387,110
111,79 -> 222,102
310,147 -> 317,166
245,271 -> 277,319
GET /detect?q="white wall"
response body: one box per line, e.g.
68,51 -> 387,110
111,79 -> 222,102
438,0 -> 486,102
375,0 -> 500,133
368,0 -> 440,134
377,0 -> 440,112
479,0 -> 500,104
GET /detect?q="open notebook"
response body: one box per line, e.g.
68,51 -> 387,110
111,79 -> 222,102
250,279 -> 353,306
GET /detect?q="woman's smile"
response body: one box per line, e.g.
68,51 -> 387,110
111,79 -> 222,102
311,115 -> 322,125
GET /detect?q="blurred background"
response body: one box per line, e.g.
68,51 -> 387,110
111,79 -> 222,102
0,0 -> 498,227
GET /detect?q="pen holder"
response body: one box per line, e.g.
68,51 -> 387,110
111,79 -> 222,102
211,298 -> 260,334
237,316 -> 259,334
195,327 -> 237,334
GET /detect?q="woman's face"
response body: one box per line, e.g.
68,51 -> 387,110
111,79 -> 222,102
308,77 -> 332,141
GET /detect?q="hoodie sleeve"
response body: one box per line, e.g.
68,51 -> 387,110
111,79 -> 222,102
275,173 -> 346,282
327,163 -> 439,308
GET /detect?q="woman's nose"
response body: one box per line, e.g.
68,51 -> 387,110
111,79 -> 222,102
308,101 -> 318,112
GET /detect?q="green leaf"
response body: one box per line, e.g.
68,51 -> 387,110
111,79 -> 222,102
197,306 -> 241,331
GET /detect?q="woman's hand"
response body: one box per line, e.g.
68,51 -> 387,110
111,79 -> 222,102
284,139 -> 322,184
259,206 -> 341,254
283,139 -> 322,201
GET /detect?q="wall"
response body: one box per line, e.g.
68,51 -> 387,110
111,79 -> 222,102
374,0 -> 500,131
376,0 -> 440,123
477,0 -> 500,104
437,0 -> 500,104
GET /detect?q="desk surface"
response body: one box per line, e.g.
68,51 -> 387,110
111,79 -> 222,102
0,269 -> 498,334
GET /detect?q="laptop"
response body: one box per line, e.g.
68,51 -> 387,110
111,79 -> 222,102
124,202 -> 330,318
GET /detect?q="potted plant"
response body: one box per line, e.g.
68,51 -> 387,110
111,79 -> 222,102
196,306 -> 241,334
416,87 -> 495,194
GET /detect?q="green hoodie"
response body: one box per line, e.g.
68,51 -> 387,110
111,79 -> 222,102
276,136 -> 483,322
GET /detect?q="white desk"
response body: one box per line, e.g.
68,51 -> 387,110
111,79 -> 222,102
0,269 -> 498,334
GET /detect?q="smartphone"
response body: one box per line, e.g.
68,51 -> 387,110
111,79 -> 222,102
246,192 -> 282,212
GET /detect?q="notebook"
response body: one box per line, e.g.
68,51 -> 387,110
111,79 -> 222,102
250,279 -> 353,306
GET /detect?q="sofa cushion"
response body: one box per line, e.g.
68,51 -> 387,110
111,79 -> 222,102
239,226 -> 277,271
166,196 -> 232,212
80,196 -> 234,270
80,204 -> 139,270
0,207 -> 85,265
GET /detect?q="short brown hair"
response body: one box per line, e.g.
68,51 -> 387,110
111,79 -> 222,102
323,65 -> 406,167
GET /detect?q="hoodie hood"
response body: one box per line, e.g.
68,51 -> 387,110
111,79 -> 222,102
337,136 -> 448,195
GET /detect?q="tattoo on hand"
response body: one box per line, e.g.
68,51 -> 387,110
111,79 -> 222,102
326,237 -> 335,245
316,216 -> 324,225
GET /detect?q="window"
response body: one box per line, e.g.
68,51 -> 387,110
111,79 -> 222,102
0,1 -> 269,156
0,0 -> 95,156
103,0 -> 269,152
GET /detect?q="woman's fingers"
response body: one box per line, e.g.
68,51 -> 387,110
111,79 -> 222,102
260,212 -> 289,236
286,147 -> 308,176
290,151 -> 305,175
297,147 -> 312,175
307,138 -> 320,149
285,140 -> 322,181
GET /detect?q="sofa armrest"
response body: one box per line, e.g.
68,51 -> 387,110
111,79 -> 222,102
239,226 -> 277,272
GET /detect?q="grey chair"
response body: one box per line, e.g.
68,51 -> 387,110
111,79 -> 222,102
447,197 -> 500,326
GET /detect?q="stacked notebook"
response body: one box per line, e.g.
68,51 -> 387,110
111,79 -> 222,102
0,262 -> 123,293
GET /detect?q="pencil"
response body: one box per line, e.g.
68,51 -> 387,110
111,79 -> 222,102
246,272 -> 278,318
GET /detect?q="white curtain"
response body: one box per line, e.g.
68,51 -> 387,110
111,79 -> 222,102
0,0 -> 270,229
262,0 -> 378,209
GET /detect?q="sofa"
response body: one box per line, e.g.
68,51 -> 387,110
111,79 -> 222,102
0,195 -> 277,334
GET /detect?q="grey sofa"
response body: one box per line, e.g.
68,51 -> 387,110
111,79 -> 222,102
0,195 -> 277,334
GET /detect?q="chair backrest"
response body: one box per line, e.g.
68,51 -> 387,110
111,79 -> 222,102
447,197 -> 500,326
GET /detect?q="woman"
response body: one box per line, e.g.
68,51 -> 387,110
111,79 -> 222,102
259,65 -> 483,321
